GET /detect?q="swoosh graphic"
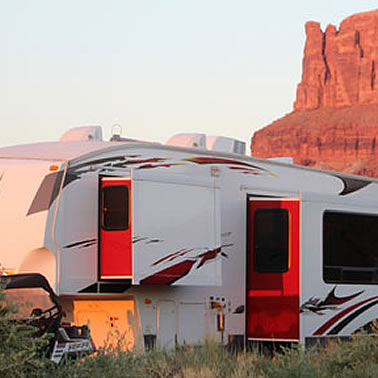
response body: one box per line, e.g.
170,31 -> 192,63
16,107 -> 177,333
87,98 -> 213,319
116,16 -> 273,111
321,287 -> 363,306
151,249 -> 192,266
184,157 -> 270,172
314,296 -> 378,335
63,238 -> 97,249
335,175 -> 371,196
328,299 -> 378,335
140,260 -> 196,285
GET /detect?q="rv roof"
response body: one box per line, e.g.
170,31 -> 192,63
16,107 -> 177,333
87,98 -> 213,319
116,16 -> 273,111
0,141 -> 128,161
0,140 -> 376,187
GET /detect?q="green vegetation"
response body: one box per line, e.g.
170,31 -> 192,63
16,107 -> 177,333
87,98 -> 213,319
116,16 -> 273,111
0,285 -> 53,378
52,335 -> 378,378
2,330 -> 378,377
0,284 -> 377,377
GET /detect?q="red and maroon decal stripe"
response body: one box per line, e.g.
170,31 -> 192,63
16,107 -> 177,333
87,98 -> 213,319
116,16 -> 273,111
152,249 -> 193,266
142,245 -> 230,285
140,260 -> 196,285
228,167 -> 266,175
184,157 -> 268,170
137,163 -> 184,170
321,287 -> 364,306
328,299 -> 378,335
314,296 -> 378,336
196,247 -> 222,268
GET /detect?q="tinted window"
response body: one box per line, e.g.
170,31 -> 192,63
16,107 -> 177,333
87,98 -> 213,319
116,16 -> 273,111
254,209 -> 289,273
102,186 -> 129,230
323,211 -> 378,284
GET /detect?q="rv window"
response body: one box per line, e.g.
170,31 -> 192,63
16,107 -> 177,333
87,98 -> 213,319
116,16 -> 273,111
323,211 -> 378,284
254,209 -> 289,273
102,186 -> 129,231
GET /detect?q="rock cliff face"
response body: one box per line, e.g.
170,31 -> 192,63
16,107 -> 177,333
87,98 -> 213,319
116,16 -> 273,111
251,10 -> 378,177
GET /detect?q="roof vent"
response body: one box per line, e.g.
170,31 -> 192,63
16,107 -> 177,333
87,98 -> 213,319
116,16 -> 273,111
60,126 -> 103,142
166,133 -> 206,149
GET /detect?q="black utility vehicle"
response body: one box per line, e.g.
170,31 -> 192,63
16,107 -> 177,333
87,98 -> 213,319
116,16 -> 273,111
1,273 -> 95,363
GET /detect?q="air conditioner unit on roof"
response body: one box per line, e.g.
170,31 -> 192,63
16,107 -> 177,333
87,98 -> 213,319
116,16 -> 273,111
166,133 -> 206,149
166,133 -> 245,155
60,126 -> 103,142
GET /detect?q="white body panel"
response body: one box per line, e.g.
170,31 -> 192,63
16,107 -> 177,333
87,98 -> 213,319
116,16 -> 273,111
0,159 -> 61,285
300,194 -> 378,345
0,137 -> 376,349
56,173 -> 99,293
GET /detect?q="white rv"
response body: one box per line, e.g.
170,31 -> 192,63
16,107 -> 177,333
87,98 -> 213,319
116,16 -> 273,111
0,126 -> 376,350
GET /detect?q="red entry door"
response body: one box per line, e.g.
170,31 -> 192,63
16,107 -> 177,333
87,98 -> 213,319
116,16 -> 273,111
100,177 -> 132,279
247,198 -> 300,341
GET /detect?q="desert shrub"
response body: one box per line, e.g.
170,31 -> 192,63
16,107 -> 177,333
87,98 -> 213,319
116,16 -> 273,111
262,334 -> 378,378
47,333 -> 378,378
48,341 -> 272,377
262,344 -> 323,378
0,285 -> 53,378
314,334 -> 378,377
49,341 -> 237,378
0,297 -> 375,378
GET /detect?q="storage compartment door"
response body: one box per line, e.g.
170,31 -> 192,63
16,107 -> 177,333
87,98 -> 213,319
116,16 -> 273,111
99,177 -> 132,279
247,198 -> 300,341
73,298 -> 142,350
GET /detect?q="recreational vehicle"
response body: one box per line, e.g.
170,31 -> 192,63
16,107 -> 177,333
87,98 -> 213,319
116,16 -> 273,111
0,126 -> 376,350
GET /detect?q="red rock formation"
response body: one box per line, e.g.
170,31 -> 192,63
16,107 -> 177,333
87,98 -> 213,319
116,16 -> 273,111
252,10 -> 378,177
295,11 -> 378,110
252,105 -> 378,176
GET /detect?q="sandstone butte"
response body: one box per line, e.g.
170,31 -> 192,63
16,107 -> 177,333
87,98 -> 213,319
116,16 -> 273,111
251,9 -> 378,177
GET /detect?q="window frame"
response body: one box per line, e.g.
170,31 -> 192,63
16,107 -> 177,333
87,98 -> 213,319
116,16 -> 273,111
101,185 -> 130,231
323,210 -> 378,285
253,208 -> 289,274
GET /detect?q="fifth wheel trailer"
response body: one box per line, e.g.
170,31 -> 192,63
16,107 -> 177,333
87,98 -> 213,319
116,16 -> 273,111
0,126 -> 377,350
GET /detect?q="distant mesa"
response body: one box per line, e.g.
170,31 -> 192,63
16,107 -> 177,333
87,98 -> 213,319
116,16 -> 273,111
251,9 -> 378,178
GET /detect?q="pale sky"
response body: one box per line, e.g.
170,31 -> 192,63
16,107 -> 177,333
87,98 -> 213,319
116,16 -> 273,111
1,1 -> 377,149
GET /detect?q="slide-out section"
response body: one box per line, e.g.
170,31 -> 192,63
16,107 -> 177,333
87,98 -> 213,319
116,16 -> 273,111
132,176 -> 221,286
